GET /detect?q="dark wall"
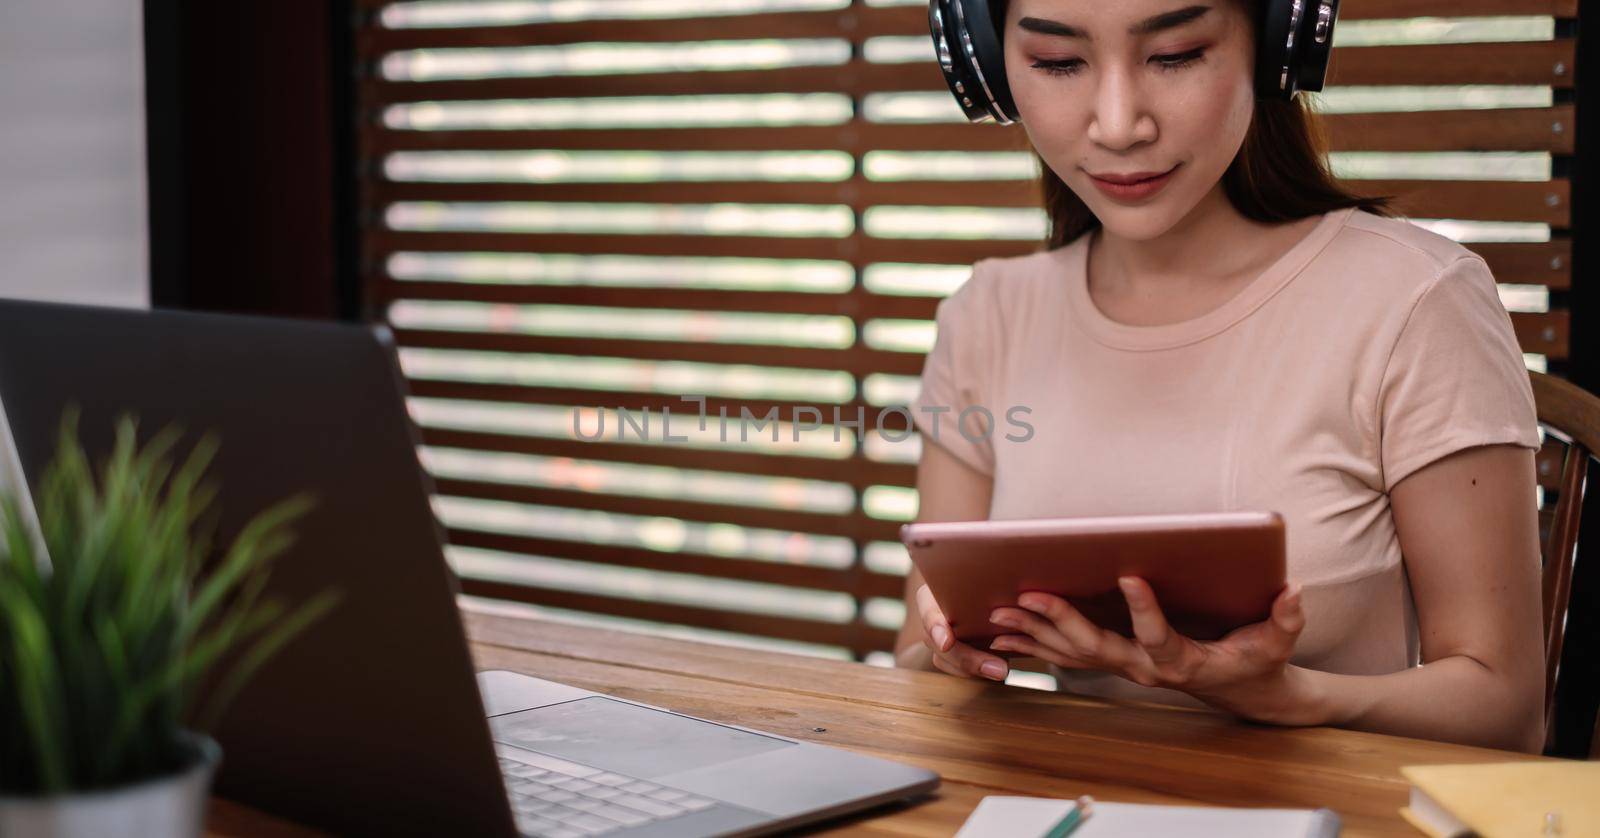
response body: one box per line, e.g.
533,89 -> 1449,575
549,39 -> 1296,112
145,0 -> 358,320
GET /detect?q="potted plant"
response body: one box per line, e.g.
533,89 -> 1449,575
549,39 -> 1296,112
0,410 -> 336,838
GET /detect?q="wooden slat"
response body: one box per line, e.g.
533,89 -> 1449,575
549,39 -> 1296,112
431,476 -> 905,542
1329,41 -> 1575,87
368,176 -> 1036,207
394,327 -> 926,376
382,280 -> 936,318
380,280 -> 1571,355
393,305 -> 1568,361
1351,179 -> 1569,226
360,0 -> 1579,55
366,178 -> 1044,210
368,229 -> 1039,263
400,302 -> 1561,364
1323,106 -> 1574,154
361,42 -> 1576,104
406,380 -> 918,435
1513,310 -> 1569,359
361,7 -> 889,54
375,280 -> 1554,341
1237,0 -> 1579,16
365,123 -> 1034,154
365,107 -> 1575,155
446,527 -> 905,599
1470,240 -> 1571,289
385,281 -> 1569,355
371,230 -> 851,260
368,233 -> 1570,290
359,62 -> 909,104
418,426 -> 916,490
368,177 -> 1569,225
458,576 -> 896,654
1537,437 -> 1570,490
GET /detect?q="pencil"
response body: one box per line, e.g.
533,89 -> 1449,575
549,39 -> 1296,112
1042,795 -> 1095,838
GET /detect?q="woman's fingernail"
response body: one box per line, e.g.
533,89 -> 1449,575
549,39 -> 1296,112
932,625 -> 950,649
1118,577 -> 1142,604
990,610 -> 1012,626
981,661 -> 1007,680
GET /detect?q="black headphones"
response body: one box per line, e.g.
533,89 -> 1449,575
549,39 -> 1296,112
928,0 -> 1340,125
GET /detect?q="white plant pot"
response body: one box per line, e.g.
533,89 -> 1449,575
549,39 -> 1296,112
0,732 -> 221,838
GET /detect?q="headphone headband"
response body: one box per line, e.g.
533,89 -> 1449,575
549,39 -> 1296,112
928,0 -> 1341,125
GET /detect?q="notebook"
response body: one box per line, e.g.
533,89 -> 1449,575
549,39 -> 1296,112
955,795 -> 1341,837
1399,761 -> 1600,838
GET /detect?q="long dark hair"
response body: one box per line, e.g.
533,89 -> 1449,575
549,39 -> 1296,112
1016,0 -> 1400,250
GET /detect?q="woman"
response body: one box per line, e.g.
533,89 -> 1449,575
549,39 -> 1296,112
892,0 -> 1547,753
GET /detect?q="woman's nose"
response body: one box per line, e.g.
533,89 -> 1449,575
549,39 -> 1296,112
1086,65 -> 1154,150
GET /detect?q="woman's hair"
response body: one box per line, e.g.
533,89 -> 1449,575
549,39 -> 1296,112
1016,0 -> 1401,249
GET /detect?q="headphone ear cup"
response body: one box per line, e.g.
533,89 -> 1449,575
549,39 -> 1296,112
927,0 -> 1018,124
1293,0 -> 1339,93
960,0 -> 1018,122
1254,0 -> 1299,100
1256,0 -> 1340,100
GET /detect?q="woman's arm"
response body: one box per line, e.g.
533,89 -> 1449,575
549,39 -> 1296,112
893,437 -> 995,672
1268,442 -> 1547,752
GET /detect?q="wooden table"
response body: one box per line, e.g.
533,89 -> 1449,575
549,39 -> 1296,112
210,601 -> 1553,837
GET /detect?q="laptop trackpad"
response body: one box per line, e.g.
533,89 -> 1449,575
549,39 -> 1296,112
489,696 -> 795,778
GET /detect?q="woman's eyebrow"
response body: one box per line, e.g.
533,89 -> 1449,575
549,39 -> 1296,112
1017,5 -> 1212,41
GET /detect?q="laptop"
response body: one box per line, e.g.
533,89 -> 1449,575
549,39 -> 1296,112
0,298 -> 940,837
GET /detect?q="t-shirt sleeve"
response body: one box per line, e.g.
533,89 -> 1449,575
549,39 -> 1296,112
1377,254 -> 1542,493
909,262 -> 1001,477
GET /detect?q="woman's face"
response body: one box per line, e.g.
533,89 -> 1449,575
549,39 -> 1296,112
1002,1 -> 1258,241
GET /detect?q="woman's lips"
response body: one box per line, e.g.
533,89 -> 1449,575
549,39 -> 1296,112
1088,164 -> 1179,202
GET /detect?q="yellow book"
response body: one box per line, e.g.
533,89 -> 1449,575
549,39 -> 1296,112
1398,761 -> 1600,838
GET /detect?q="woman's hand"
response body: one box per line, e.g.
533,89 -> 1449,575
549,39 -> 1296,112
987,577 -> 1325,725
903,583 -> 1012,682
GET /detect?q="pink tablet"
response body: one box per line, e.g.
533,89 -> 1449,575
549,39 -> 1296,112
900,511 -> 1286,656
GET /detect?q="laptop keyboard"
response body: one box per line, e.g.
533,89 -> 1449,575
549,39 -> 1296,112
497,746 -> 721,838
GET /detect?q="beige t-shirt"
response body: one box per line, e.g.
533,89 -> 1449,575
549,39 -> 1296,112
910,205 -> 1542,707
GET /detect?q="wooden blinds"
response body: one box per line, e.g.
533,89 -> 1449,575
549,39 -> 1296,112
354,0 -> 1580,663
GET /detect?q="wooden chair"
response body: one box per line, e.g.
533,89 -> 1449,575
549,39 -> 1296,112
1529,371 -> 1600,757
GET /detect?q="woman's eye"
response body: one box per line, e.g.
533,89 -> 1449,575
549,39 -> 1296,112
1152,47 -> 1207,71
1029,58 -> 1082,77
1029,48 -> 1207,78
